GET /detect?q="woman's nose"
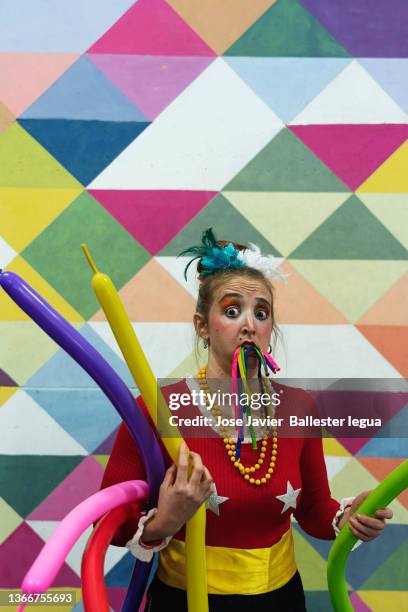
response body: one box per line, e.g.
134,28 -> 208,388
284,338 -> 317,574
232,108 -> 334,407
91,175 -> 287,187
241,313 -> 256,334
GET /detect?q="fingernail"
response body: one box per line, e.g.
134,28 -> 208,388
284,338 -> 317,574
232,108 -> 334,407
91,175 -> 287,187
356,514 -> 361,520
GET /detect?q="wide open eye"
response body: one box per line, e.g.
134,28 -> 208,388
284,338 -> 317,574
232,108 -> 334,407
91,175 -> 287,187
255,309 -> 269,321
225,306 -> 240,317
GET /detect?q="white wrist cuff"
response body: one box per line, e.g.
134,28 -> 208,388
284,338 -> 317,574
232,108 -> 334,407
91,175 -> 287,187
126,508 -> 172,562
333,497 -> 362,551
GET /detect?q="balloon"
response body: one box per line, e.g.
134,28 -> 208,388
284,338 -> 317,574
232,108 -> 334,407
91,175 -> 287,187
82,246 -> 209,612
82,501 -> 145,612
327,460 -> 408,611
0,270 -> 164,608
22,480 -> 148,593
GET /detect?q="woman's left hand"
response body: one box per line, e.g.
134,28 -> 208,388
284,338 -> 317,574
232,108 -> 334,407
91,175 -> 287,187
338,490 -> 393,542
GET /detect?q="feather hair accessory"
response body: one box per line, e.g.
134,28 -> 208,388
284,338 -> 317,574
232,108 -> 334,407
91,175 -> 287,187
179,228 -> 288,281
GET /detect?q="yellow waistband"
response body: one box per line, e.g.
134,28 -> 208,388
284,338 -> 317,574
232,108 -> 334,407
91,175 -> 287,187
157,527 -> 297,595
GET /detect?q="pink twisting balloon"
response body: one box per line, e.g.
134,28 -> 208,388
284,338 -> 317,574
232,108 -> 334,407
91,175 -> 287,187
20,480 -> 149,598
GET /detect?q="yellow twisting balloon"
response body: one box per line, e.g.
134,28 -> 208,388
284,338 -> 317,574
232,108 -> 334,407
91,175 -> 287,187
82,244 -> 208,612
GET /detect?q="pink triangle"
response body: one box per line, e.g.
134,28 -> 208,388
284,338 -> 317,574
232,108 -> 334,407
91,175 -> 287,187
27,457 -> 104,521
290,125 -> 408,190
0,53 -> 79,116
89,190 -> 216,254
0,522 -> 80,587
88,0 -> 216,56
107,587 -> 128,611
88,54 -> 214,119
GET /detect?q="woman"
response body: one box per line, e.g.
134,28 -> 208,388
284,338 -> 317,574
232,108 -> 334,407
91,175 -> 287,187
100,229 -> 393,611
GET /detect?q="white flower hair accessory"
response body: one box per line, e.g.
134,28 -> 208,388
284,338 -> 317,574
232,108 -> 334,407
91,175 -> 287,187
238,242 -> 288,281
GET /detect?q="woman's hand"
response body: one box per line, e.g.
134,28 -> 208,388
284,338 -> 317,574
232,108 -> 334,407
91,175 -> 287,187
338,490 -> 393,542
142,442 -> 214,541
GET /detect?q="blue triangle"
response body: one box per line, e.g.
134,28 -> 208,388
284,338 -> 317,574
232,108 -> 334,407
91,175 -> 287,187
26,324 -> 136,390
359,59 -> 408,113
357,437 -> 408,457
25,388 -> 122,453
19,118 -> 149,185
224,57 -> 351,123
20,56 -> 147,121
105,551 -> 135,587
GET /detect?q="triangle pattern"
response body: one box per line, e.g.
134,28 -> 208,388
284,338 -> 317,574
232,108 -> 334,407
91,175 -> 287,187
272,261 -> 347,324
0,235 -> 16,269
357,271 -> 408,326
0,369 -> 17,387
88,0 -> 216,56
360,539 -> 408,590
21,56 -> 147,121
290,124 -> 408,191
300,1 -> 408,58
358,141 -> 408,193
0,187 -> 82,251
0,497 -> 23,546
0,53 -> 79,116
159,193 -> 281,256
154,256 -> 200,299
224,128 -> 349,192
289,195 -> 408,260
358,457 -> 408,509
357,325 -> 408,377
27,456 -> 104,520
289,260 -> 408,322
0,390 -> 88,455
0,102 -> 15,134
88,54 -> 214,120
225,0 -> 350,57
89,59 -> 283,191
223,191 -> 349,255
91,258 -> 196,322
359,59 -> 408,113
19,118 -> 149,186
225,57 -> 350,123
89,189 -> 215,255
358,193 -> 408,251
0,122 -> 81,188
167,0 -> 277,55
291,61 -> 407,125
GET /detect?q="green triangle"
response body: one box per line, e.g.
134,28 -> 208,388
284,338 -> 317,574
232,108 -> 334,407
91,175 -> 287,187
224,0 -> 350,57
292,528 -> 333,590
0,123 -> 82,188
167,350 -> 206,379
159,193 -> 282,256
289,195 -> 408,259
360,539 -> 408,590
93,455 -> 110,468
0,455 -> 83,517
224,129 -> 349,192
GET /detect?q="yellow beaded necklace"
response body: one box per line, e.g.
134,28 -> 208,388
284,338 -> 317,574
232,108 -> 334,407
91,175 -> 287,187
197,367 -> 278,486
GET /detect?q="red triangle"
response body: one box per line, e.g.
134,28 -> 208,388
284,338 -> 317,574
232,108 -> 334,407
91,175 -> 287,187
357,325 -> 408,377
290,125 -> 408,190
358,457 -> 408,509
88,0 -> 216,56
89,189 -> 216,254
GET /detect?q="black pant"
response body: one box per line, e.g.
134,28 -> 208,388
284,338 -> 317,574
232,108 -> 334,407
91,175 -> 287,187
145,570 -> 307,611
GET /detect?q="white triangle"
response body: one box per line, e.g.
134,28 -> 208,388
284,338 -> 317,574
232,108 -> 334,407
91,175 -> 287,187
0,391 -> 88,455
0,235 -> 16,268
89,322 -> 194,379
89,58 -> 283,190
325,456 -> 352,481
273,324 -> 402,378
26,521 -> 128,575
155,256 -> 199,299
291,61 -> 407,125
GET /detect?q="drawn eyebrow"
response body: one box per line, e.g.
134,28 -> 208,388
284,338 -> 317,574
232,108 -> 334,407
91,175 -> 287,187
219,293 -> 270,306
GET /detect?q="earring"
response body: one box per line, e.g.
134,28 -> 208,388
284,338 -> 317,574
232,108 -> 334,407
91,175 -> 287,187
203,338 -> 208,349
267,344 -> 272,354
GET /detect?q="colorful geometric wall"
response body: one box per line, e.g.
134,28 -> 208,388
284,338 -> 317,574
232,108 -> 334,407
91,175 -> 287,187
0,1 -> 407,610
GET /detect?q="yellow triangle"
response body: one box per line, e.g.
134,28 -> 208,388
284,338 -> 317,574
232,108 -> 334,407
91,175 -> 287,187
357,140 -> 408,192
0,497 -> 23,546
329,457 -> 407,523
0,188 -> 83,251
323,437 -> 352,457
93,455 -> 110,468
358,193 -> 408,250
0,387 -> 17,407
223,192 -> 349,256
1,256 -> 83,322
290,260 -> 408,322
358,591 -> 408,611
